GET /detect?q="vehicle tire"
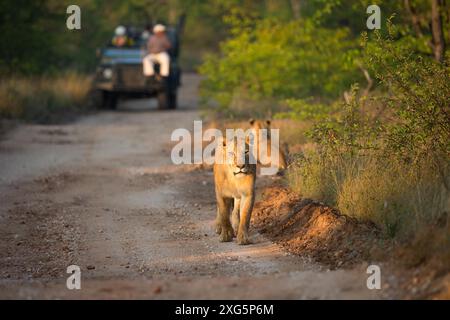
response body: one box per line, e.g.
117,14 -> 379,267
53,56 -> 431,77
157,91 -> 177,109
89,89 -> 103,109
168,91 -> 177,109
102,91 -> 118,110
157,90 -> 169,110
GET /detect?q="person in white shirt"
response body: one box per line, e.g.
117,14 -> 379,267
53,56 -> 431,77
142,24 -> 171,79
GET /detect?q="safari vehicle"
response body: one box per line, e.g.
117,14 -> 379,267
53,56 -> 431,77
92,21 -> 183,110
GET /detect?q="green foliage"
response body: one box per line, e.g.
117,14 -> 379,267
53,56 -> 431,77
289,87 -> 381,205
275,99 -> 338,121
0,0 -> 235,74
307,86 -> 381,154
199,16 -> 362,117
289,30 -> 450,238
1,0 -> 448,77
0,0 -> 58,74
362,24 -> 450,165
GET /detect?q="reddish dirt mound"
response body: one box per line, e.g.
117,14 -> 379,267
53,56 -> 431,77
252,186 -> 382,269
252,186 -> 449,298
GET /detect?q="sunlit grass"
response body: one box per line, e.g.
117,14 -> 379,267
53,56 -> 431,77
288,147 -> 449,243
0,72 -> 92,123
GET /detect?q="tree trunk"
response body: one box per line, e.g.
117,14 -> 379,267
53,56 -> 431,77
430,0 -> 446,63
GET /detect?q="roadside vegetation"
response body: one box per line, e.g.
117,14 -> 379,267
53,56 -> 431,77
199,0 -> 450,271
0,0 -> 232,123
0,73 -> 92,123
291,25 -> 449,238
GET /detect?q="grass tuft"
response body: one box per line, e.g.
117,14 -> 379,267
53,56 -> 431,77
0,73 -> 92,123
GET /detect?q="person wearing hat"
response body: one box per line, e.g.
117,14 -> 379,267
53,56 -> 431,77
142,24 -> 171,79
112,25 -> 133,47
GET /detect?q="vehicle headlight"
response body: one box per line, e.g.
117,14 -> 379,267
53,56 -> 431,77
103,68 -> 113,79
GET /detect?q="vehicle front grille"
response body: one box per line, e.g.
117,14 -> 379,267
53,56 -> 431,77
116,64 -> 146,89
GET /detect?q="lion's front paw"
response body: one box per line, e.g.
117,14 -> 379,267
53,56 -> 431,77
219,226 -> 234,242
215,222 -> 222,235
237,231 -> 250,245
232,222 -> 239,236
231,215 -> 240,236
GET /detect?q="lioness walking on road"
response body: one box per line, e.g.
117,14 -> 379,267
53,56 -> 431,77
213,137 -> 256,245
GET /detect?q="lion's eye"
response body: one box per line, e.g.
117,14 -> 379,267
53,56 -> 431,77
245,150 -> 249,154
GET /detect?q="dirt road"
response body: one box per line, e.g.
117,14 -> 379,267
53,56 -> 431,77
0,74 -> 386,299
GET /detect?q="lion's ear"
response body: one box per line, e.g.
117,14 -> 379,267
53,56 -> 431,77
249,118 -> 255,126
265,119 -> 271,126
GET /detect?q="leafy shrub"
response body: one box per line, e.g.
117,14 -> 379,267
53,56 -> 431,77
275,98 -> 338,121
362,24 -> 450,171
288,33 -> 450,239
199,15 -> 362,118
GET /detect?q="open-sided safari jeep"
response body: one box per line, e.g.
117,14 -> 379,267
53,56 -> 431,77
92,21 -> 183,110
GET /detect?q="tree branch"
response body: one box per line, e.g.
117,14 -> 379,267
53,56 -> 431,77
360,66 -> 374,97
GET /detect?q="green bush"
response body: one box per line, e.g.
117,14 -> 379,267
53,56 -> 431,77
362,24 -> 450,168
199,15 -> 362,118
288,31 -> 450,238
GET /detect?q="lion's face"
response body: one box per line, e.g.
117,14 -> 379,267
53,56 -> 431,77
248,118 -> 287,172
224,138 -> 254,177
249,119 -> 272,140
